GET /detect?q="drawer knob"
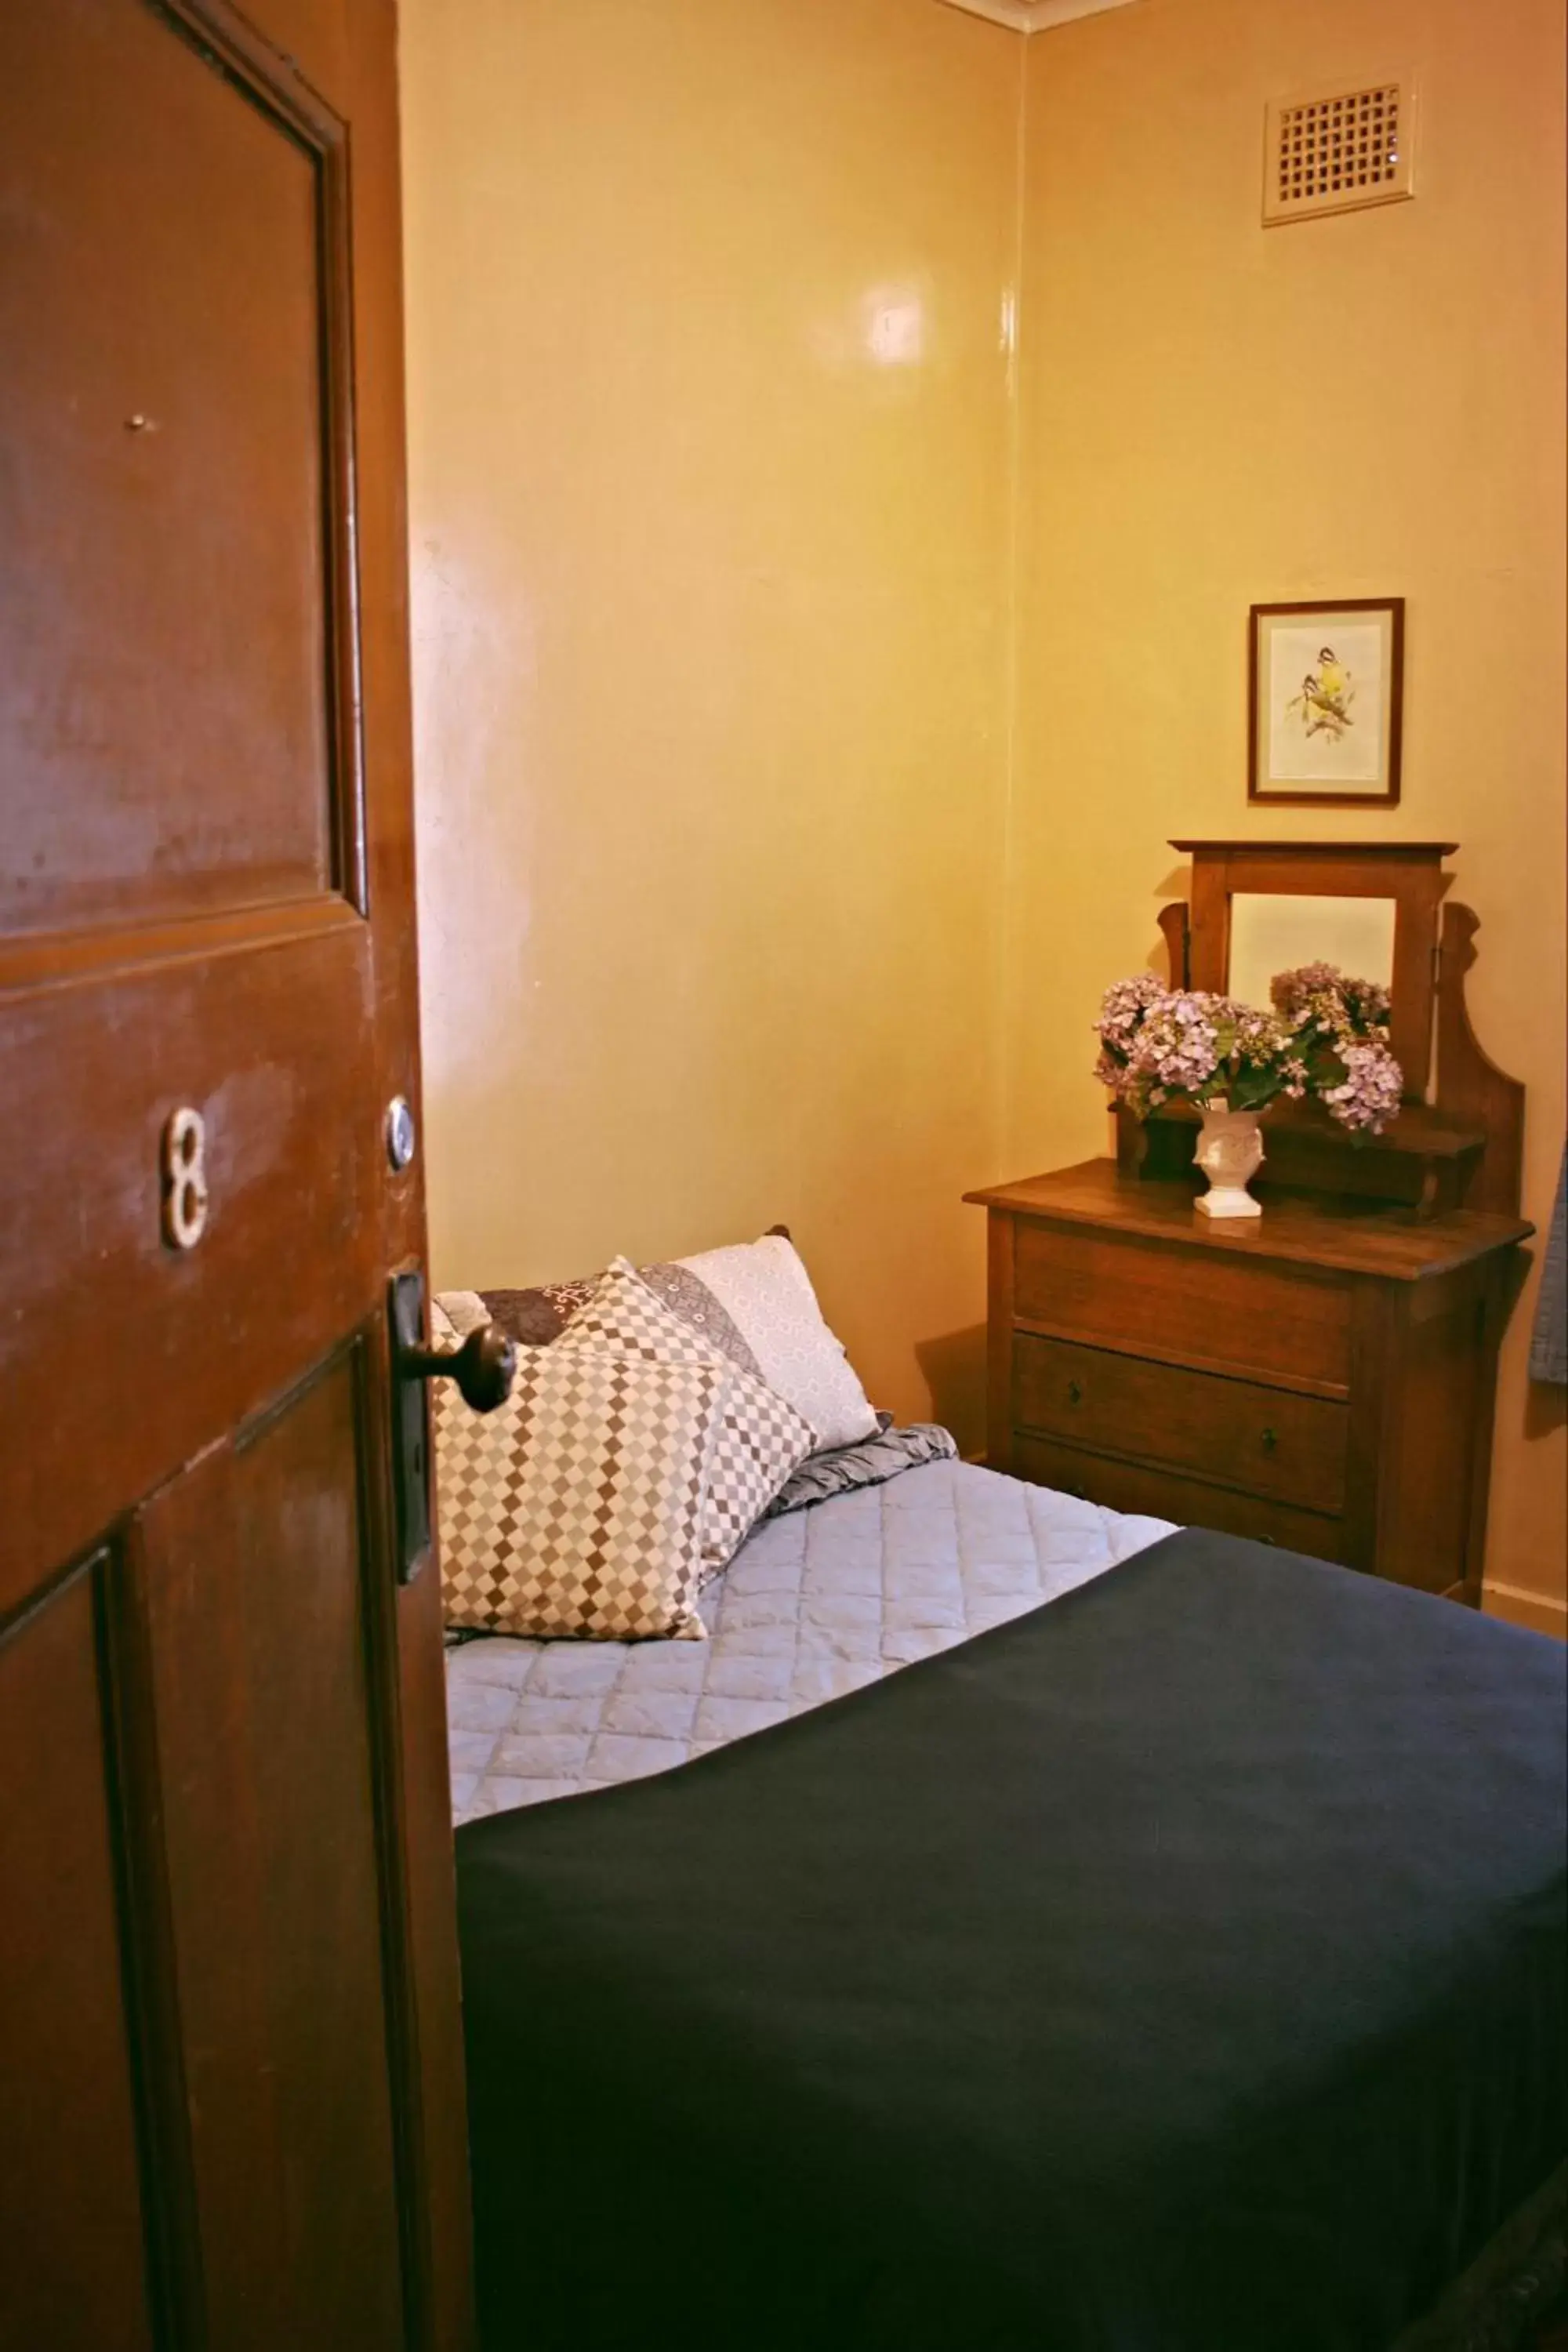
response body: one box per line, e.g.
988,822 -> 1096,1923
1066,1380 -> 1083,1406
1260,1427 -> 1278,1453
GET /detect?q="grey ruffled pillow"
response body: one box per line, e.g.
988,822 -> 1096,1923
766,1417 -> 957,1518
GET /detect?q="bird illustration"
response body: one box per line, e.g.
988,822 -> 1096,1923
1287,645 -> 1356,741
1315,646 -> 1348,701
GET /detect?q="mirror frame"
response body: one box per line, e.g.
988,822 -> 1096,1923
1167,840 -> 1457,1098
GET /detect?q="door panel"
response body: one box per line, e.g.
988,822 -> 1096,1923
136,1349 -> 405,2349
0,0 -> 361,934
1,917 -> 381,1606
0,1562 -> 157,2352
0,0 -> 472,2342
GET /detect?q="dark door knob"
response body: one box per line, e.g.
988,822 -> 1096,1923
387,1270 -> 517,1584
399,1321 -> 517,1414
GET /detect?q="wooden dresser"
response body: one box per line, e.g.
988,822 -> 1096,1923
966,1160 -> 1531,1602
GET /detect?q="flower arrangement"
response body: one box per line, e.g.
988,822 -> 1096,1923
1267,962 -> 1404,1134
1094,961 -> 1403,1136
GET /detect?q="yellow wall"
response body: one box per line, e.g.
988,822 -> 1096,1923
400,0 -> 1022,1451
1011,0 -> 1566,1621
401,0 -> 1564,1610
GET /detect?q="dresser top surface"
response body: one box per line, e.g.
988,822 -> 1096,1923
964,1160 -> 1534,1283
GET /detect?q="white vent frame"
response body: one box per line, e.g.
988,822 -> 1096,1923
1264,79 -> 1416,227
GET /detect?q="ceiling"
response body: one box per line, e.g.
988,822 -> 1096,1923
936,0 -> 1138,31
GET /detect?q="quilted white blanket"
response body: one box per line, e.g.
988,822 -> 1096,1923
445,1458 -> 1174,1823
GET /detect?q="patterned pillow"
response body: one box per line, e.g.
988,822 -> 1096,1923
441,1262 -> 766,1378
555,1258 -> 817,1573
434,1345 -> 726,1642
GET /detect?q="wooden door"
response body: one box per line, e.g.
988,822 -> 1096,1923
0,2 -> 472,2345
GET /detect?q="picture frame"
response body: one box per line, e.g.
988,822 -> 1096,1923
1247,597 -> 1404,807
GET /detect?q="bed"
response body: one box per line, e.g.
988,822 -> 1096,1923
445,1445 -> 1174,1817
447,1446 -> 1566,2352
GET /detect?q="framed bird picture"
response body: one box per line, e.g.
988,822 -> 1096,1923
1248,597 -> 1404,806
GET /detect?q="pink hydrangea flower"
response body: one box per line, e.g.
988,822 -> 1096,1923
1093,965 -> 1403,1137
1319,1040 -> 1404,1134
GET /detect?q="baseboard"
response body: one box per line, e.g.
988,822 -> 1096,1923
1483,1581 -> 1568,1640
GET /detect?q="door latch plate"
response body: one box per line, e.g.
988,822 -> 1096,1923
389,1270 -> 433,1582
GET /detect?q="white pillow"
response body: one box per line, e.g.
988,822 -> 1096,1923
673,1234 -> 879,1453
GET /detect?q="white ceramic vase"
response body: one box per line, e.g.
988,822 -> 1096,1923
1194,1100 -> 1265,1219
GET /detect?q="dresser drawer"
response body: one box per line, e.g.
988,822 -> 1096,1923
1012,1221 -> 1352,1392
1013,1334 -> 1348,1515
1011,1436 -> 1349,1564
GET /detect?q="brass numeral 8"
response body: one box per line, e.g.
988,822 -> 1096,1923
162,1107 -> 209,1250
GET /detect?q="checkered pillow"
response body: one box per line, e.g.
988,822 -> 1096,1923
434,1345 -> 726,1641
555,1258 -> 818,1575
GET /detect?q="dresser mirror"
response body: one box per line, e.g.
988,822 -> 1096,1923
1167,839 -> 1454,1094
1133,838 -> 1525,1218
1226,892 -> 1396,1015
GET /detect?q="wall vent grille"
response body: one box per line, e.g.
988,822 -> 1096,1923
1264,81 -> 1415,225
